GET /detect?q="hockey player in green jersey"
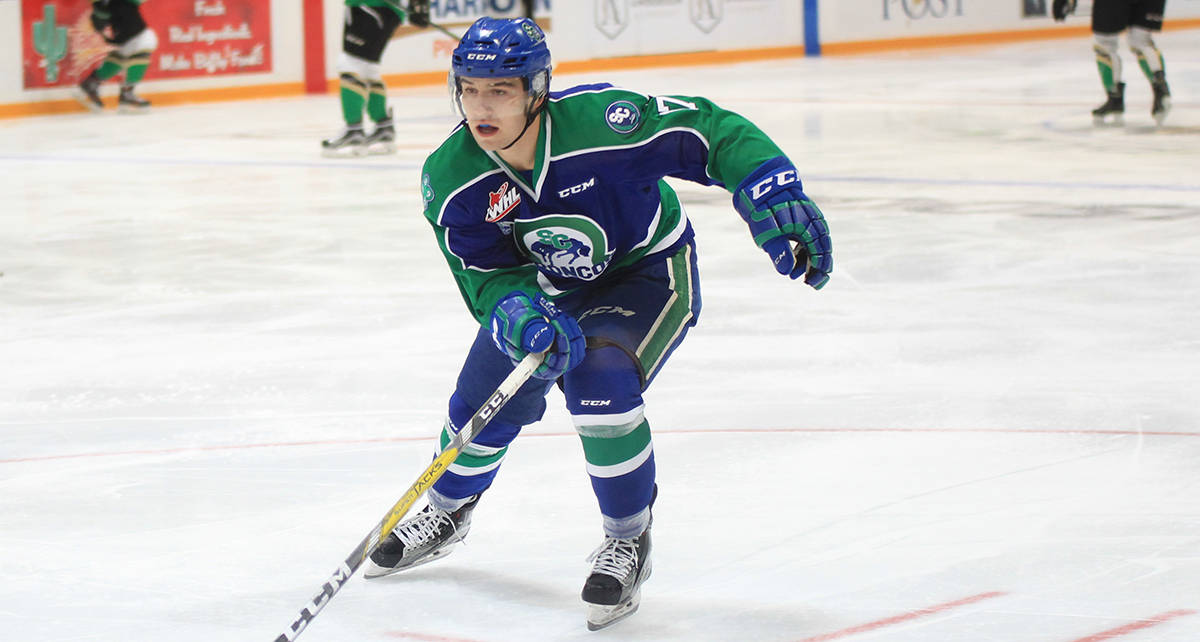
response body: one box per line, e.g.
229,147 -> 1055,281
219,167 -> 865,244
364,17 -> 832,630
76,0 -> 156,112
322,0 -> 431,156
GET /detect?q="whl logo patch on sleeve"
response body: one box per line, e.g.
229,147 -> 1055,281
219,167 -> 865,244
605,100 -> 642,134
486,181 -> 522,222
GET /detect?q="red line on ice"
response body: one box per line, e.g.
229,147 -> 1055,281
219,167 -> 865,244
1071,609 -> 1198,642
796,591 -> 1006,642
381,632 -> 484,642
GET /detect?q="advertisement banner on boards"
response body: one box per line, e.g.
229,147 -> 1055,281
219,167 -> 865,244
21,0 -> 271,89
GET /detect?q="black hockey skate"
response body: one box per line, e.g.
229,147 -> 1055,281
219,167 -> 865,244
118,85 -> 150,113
582,525 -> 653,630
363,112 -> 396,155
1092,82 -> 1124,126
363,495 -> 479,579
76,71 -> 104,112
1151,71 -> 1171,126
321,123 -> 366,157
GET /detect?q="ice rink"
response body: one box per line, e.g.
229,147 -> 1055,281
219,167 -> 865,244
2,30 -> 1199,642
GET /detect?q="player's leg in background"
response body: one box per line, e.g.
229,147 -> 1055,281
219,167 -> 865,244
363,77 -> 397,153
363,328 -> 555,578
362,8 -> 403,153
323,52 -> 369,155
326,6 -> 376,154
1128,0 -> 1171,123
115,28 -> 157,112
76,51 -> 121,111
107,0 -> 155,112
76,0 -> 151,111
1090,0 -> 1128,124
323,5 -> 396,155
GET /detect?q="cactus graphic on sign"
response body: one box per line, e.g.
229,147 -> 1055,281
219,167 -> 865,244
33,4 -> 69,83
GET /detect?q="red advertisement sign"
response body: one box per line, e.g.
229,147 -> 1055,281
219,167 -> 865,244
21,0 -> 272,89
142,0 -> 272,79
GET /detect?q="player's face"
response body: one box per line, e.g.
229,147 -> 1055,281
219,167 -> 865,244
458,77 -> 534,151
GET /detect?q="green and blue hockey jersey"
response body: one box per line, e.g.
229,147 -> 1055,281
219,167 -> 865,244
421,83 -> 789,325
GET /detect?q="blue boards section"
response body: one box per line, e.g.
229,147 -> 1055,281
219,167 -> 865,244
804,0 -> 820,56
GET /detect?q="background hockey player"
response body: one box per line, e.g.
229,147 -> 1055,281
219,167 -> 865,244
364,17 -> 832,630
76,0 -> 156,112
1053,0 -> 1173,124
321,0 -> 430,156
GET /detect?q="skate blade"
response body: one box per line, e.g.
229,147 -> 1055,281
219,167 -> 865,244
365,141 -> 397,155
586,592 -> 642,631
362,544 -> 459,579
321,145 -> 368,159
74,92 -> 104,113
1092,114 -> 1124,127
117,105 -> 150,115
1153,100 -> 1172,126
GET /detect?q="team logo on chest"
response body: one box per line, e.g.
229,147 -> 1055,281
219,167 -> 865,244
486,181 -> 521,222
515,214 -> 615,281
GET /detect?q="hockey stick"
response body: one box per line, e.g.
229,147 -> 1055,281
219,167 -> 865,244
423,19 -> 462,41
273,351 -> 543,642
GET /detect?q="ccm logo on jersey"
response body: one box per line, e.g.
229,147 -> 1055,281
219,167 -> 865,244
749,169 -> 800,200
580,399 -> 612,407
486,181 -> 521,222
558,177 -> 595,198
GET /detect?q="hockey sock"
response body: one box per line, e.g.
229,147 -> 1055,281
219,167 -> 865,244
565,345 -> 657,538
1128,27 -> 1165,83
579,418 -> 656,537
439,421 -> 509,481
96,54 -> 123,81
1093,34 -> 1122,93
123,52 -> 150,85
367,80 -> 389,122
1133,49 -> 1165,80
338,72 -> 368,125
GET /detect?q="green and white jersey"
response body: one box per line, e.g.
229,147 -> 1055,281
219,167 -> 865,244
346,0 -> 406,19
421,83 -> 788,325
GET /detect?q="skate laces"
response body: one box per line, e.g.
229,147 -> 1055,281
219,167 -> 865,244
395,506 -> 457,549
587,536 -> 639,581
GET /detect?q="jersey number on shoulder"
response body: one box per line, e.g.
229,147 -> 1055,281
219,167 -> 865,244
655,96 -> 698,115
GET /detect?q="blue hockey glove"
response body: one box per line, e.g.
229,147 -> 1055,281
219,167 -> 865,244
1052,0 -> 1076,21
733,156 -> 832,289
490,291 -> 585,380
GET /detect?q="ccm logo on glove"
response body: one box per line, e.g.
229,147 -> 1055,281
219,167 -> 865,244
748,169 -> 799,200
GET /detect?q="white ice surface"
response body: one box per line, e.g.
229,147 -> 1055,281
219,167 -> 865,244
2,32 -> 1199,642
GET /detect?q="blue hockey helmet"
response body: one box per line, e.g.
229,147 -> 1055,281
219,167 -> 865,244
450,17 -> 552,100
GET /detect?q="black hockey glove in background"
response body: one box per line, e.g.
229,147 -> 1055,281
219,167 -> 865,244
90,0 -> 112,32
1052,0 -> 1076,21
407,0 -> 431,27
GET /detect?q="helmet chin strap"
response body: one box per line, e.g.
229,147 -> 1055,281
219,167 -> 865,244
499,96 -> 545,151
